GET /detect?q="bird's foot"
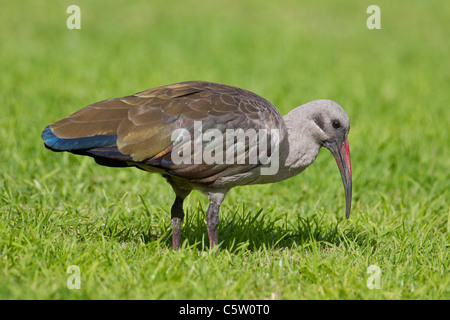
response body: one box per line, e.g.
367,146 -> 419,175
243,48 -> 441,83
208,229 -> 221,255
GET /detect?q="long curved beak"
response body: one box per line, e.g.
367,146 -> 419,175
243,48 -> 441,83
324,136 -> 352,219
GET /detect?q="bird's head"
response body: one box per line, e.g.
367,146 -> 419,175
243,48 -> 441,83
303,100 -> 352,219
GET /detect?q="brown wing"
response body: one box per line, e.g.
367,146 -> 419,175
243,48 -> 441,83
44,81 -> 285,183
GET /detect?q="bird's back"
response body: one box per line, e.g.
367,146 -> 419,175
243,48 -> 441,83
42,81 -> 286,187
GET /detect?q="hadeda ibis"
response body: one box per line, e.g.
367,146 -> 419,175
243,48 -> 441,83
42,81 -> 352,249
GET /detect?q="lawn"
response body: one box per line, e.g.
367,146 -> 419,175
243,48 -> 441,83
0,0 -> 448,299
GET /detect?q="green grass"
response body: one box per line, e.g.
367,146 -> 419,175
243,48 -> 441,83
1,0 -> 448,299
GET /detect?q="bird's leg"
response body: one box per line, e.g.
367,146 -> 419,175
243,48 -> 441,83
206,202 -> 220,248
166,181 -> 191,250
171,196 -> 185,250
206,191 -> 227,250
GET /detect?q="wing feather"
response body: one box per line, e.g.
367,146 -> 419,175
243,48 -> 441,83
42,81 -> 285,184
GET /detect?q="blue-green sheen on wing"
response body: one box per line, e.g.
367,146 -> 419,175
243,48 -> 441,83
42,125 -> 117,151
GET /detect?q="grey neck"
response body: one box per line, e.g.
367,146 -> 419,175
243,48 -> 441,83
278,110 -> 321,178
252,106 -> 322,184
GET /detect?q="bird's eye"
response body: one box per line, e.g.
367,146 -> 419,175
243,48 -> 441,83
332,120 -> 341,129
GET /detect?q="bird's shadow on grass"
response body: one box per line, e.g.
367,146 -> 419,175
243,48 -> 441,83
139,205 -> 374,252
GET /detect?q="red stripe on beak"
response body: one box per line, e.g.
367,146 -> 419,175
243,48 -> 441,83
343,138 -> 352,181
